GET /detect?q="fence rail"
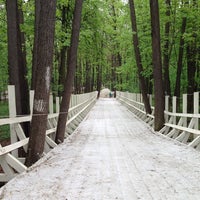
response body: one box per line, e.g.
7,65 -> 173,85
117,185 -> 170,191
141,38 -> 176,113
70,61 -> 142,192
117,91 -> 200,150
0,85 -> 97,182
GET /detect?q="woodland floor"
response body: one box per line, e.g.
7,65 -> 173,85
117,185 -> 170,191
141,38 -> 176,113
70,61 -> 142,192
1,98 -> 200,199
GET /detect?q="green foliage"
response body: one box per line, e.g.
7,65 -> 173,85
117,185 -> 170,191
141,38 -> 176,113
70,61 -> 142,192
0,3 -> 8,93
0,0 -> 199,97
0,101 -> 9,140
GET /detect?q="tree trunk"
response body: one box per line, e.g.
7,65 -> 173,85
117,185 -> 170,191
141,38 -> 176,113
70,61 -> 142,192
55,0 -> 84,144
187,45 -> 197,112
84,60 -> 91,93
149,0 -> 165,131
97,65 -> 102,99
163,0 -> 171,96
26,0 -> 57,166
129,0 -> 152,114
31,0 -> 40,90
6,0 -> 30,136
58,5 -> 70,96
174,17 -> 187,98
186,0 -> 198,112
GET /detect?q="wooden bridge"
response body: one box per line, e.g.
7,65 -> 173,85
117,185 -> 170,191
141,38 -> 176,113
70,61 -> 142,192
0,87 -> 200,199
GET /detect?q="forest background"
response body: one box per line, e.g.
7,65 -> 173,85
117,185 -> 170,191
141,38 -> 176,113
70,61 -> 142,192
0,0 -> 199,98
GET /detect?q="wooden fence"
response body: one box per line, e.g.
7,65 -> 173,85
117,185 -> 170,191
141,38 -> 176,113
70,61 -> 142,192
117,91 -> 200,150
0,85 -> 97,182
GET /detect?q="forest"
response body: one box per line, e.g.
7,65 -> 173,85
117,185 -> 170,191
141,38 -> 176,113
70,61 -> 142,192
0,0 -> 199,97
0,0 -> 199,165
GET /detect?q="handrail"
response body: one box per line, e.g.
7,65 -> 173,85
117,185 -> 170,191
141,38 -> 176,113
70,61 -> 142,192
0,87 -> 97,182
117,91 -> 200,150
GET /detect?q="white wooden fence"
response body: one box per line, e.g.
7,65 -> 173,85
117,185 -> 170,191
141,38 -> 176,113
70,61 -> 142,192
117,91 -> 200,150
0,85 -> 97,182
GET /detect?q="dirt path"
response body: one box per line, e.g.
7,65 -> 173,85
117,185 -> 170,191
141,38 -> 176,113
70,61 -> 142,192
1,98 -> 200,200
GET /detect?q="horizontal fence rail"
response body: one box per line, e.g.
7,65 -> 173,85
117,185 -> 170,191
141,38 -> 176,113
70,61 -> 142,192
0,85 -> 97,182
117,91 -> 200,150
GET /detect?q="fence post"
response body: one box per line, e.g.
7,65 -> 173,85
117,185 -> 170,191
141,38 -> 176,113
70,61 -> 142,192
182,94 -> 187,127
29,90 -> 34,116
149,94 -> 153,107
8,85 -> 18,157
56,97 -> 60,113
49,93 -> 54,114
165,95 -> 169,122
194,92 -> 199,130
172,96 -> 177,124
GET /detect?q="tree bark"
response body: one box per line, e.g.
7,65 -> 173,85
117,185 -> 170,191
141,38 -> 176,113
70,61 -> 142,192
55,0 -> 84,144
6,0 -> 30,136
58,5 -> 71,96
149,0 -> 165,131
129,0 -> 152,114
84,60 -> 91,93
97,65 -> 102,99
26,0 -> 57,166
163,0 -> 171,96
31,0 -> 41,90
174,17 -> 187,98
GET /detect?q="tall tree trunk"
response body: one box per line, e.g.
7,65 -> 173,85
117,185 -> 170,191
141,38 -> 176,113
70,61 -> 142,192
129,0 -> 152,114
84,60 -> 91,93
186,0 -> 198,112
26,0 -> 57,166
149,0 -> 165,131
163,0 -> 171,96
174,17 -> 187,97
31,0 -> 40,90
187,45 -> 197,112
55,0 -> 84,144
58,5 -> 70,96
97,64 -> 102,99
6,0 -> 30,136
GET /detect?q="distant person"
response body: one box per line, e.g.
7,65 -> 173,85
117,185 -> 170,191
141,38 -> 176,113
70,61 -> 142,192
114,90 -> 116,98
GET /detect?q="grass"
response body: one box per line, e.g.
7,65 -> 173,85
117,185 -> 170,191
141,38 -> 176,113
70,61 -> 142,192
0,101 -> 10,141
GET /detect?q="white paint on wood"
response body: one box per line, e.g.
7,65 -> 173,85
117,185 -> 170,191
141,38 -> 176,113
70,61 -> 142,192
5,154 -> 27,173
45,66 -> 51,91
56,97 -> 60,113
8,85 -> 16,118
29,90 -> 34,116
33,99 -> 46,112
49,94 -> 53,114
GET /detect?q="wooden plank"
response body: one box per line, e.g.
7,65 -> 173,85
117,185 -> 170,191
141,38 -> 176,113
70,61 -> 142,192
0,116 -> 31,126
45,136 -> 57,148
188,136 -> 200,148
0,155 -> 15,180
164,123 -> 200,135
164,111 -> 200,118
0,138 -> 29,156
5,154 -> 27,173
0,174 -> 12,182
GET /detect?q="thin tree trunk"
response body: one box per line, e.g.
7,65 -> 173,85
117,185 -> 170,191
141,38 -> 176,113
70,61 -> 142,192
174,17 -> 187,98
84,60 -> 91,93
129,0 -> 152,114
97,65 -> 102,99
187,45 -> 197,112
31,0 -> 40,90
55,0 -> 84,144
149,0 -> 165,131
26,0 -> 57,166
163,0 -> 171,96
186,0 -> 198,112
58,5 -> 70,96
